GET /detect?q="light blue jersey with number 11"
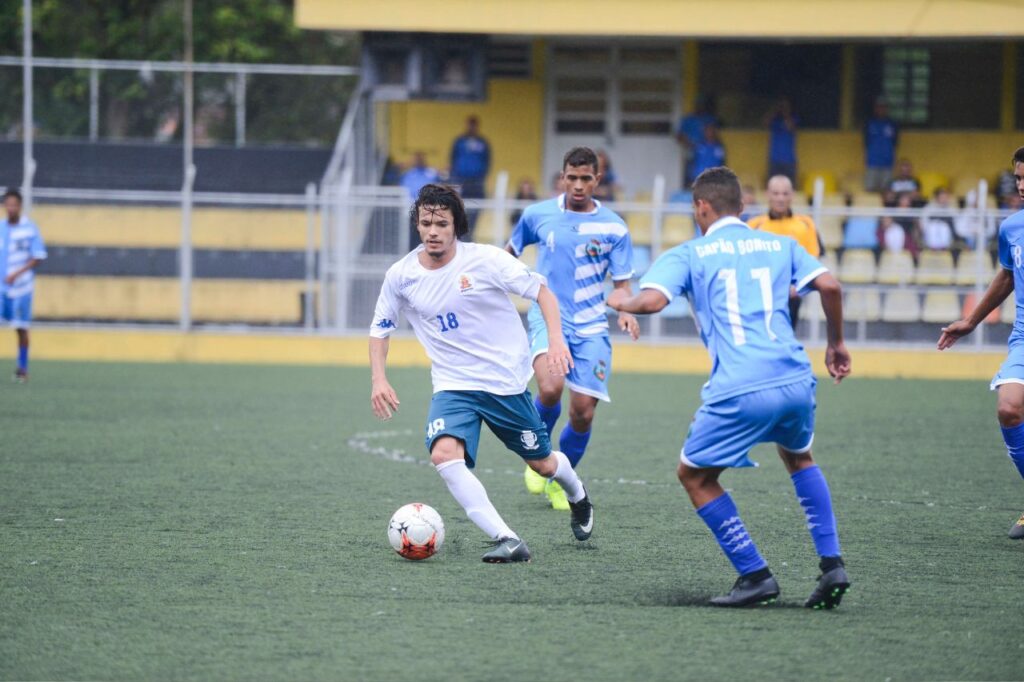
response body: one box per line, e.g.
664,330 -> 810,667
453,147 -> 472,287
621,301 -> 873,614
640,216 -> 827,404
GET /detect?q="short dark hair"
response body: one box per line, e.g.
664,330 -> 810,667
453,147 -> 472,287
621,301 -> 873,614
3,188 -> 22,203
1013,146 -> 1024,167
562,147 -> 599,173
692,166 -> 743,215
409,184 -> 469,238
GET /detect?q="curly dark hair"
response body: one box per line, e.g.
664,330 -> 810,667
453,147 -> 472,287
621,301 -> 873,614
409,184 -> 469,238
562,147 -> 599,173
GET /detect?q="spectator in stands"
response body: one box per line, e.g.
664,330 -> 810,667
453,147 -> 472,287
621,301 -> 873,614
401,152 -> 441,202
921,187 -> 958,255
864,97 -> 898,192
997,169 -> 1019,208
549,171 -> 564,198
748,175 -> 822,328
740,184 -> 757,222
691,123 -> 726,185
675,95 -> 718,186
764,97 -> 798,183
593,149 -> 621,202
887,158 -> 922,201
879,192 -> 921,262
449,116 -> 491,238
511,178 -> 538,227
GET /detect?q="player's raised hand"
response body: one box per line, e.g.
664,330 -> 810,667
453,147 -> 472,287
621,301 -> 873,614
370,379 -> 400,420
546,339 -> 574,376
618,311 -> 641,341
937,319 -> 976,350
825,342 -> 851,384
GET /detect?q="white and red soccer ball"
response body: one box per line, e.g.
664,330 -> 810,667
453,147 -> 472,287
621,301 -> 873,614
387,503 -> 445,560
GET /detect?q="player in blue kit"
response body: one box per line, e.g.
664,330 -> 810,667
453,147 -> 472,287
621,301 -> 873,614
1,189 -> 47,383
608,167 -> 853,608
507,147 -> 640,510
939,145 -> 1024,539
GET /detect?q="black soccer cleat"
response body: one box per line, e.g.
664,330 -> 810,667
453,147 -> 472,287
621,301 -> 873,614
568,486 -> 594,541
481,536 -> 532,563
805,560 -> 851,610
1009,513 -> 1024,540
709,572 -> 780,608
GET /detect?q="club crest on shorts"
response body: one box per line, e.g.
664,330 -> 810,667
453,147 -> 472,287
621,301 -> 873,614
520,430 -> 540,450
594,359 -> 607,382
458,274 -> 474,293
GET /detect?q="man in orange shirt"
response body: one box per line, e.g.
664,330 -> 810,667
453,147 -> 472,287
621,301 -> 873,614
748,175 -> 823,328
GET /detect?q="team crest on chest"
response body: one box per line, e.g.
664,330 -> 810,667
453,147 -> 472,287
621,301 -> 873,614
520,430 -> 539,450
585,238 -> 602,259
458,274 -> 474,293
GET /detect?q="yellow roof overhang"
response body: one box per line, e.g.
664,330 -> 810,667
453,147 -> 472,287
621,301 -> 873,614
297,0 -> 1024,39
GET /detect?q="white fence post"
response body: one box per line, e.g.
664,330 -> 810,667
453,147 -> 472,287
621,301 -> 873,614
810,177 -> 825,345
21,0 -> 33,213
492,170 -> 509,248
234,71 -> 246,147
649,174 -> 666,342
89,67 -> 100,142
974,179 -> 989,349
304,182 -> 316,331
179,164 -> 196,331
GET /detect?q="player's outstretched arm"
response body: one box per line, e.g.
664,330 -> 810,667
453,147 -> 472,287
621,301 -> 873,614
369,336 -> 400,420
536,284 -> 574,376
810,272 -> 851,384
606,288 -> 669,315
611,280 -> 641,341
938,268 -> 1014,350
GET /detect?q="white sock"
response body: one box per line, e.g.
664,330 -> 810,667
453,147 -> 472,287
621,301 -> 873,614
435,460 -> 518,540
551,451 -> 586,503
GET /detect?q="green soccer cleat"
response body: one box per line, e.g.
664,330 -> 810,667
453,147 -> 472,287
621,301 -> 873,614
481,536 -> 532,563
544,479 -> 570,511
805,561 -> 851,610
1009,513 -> 1024,540
524,465 -> 546,495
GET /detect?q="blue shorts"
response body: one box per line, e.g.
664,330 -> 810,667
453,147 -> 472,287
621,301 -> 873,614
425,390 -> 551,468
991,343 -> 1024,390
1,292 -> 33,330
681,378 -> 817,469
527,306 -> 612,402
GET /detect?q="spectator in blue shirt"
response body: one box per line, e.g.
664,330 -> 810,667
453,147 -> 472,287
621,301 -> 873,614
401,152 -> 441,202
450,116 -> 491,238
691,123 -> 726,184
765,97 -> 798,183
676,96 -> 718,185
864,98 -> 899,192
594,149 -> 621,202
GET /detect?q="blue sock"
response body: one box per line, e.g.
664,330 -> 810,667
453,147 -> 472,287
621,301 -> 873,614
791,465 -> 841,558
559,424 -> 591,469
17,345 -> 28,373
1000,423 -> 1024,479
533,396 -> 561,438
696,493 -> 767,576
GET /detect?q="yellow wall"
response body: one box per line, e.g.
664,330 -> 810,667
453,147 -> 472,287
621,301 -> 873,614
388,78 -> 545,196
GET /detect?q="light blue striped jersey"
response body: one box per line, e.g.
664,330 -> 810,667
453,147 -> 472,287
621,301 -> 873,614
996,208 -> 1024,347
641,216 -> 827,404
2,217 -> 47,298
508,194 -> 633,336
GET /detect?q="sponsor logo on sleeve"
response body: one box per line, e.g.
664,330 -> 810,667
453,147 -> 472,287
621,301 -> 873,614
377,318 -> 396,330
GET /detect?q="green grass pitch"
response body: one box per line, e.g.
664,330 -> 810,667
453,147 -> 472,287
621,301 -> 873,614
1,360 -> 1022,681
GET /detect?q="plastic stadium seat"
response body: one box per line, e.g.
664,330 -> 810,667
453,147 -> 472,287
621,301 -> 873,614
844,289 -> 881,321
914,251 -> 955,285
821,193 -> 848,207
818,251 -> 838,276
1002,299 -> 1017,325
955,254 -> 996,286
838,249 -> 877,284
627,211 -> 652,245
876,250 -> 915,285
881,290 -> 922,323
921,292 -> 961,323
818,216 -> 843,251
850,192 -> 883,208
843,217 -> 879,249
661,214 -> 694,246
953,176 -> 982,200
802,171 -> 837,197
961,293 -> 1001,324
918,172 -> 950,199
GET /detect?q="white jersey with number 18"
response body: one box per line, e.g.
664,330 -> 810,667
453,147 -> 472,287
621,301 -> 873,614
370,242 -> 546,395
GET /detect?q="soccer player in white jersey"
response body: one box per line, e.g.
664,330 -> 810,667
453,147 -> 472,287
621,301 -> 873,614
1,189 -> 47,383
608,167 -> 853,608
507,147 -> 640,510
369,184 -> 595,563
939,145 -> 1024,539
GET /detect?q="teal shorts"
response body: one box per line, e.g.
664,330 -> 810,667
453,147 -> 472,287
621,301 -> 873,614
425,390 -> 551,468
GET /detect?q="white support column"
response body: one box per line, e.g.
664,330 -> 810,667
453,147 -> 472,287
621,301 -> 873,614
234,70 -> 246,147
810,177 -> 825,345
22,0 -> 34,212
304,182 -> 316,330
180,0 -> 194,331
649,174 -> 666,341
492,170 -> 509,247
974,179 -> 989,349
89,67 -> 99,141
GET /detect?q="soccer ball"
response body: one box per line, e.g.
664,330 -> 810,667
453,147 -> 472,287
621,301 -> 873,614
387,503 -> 445,560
